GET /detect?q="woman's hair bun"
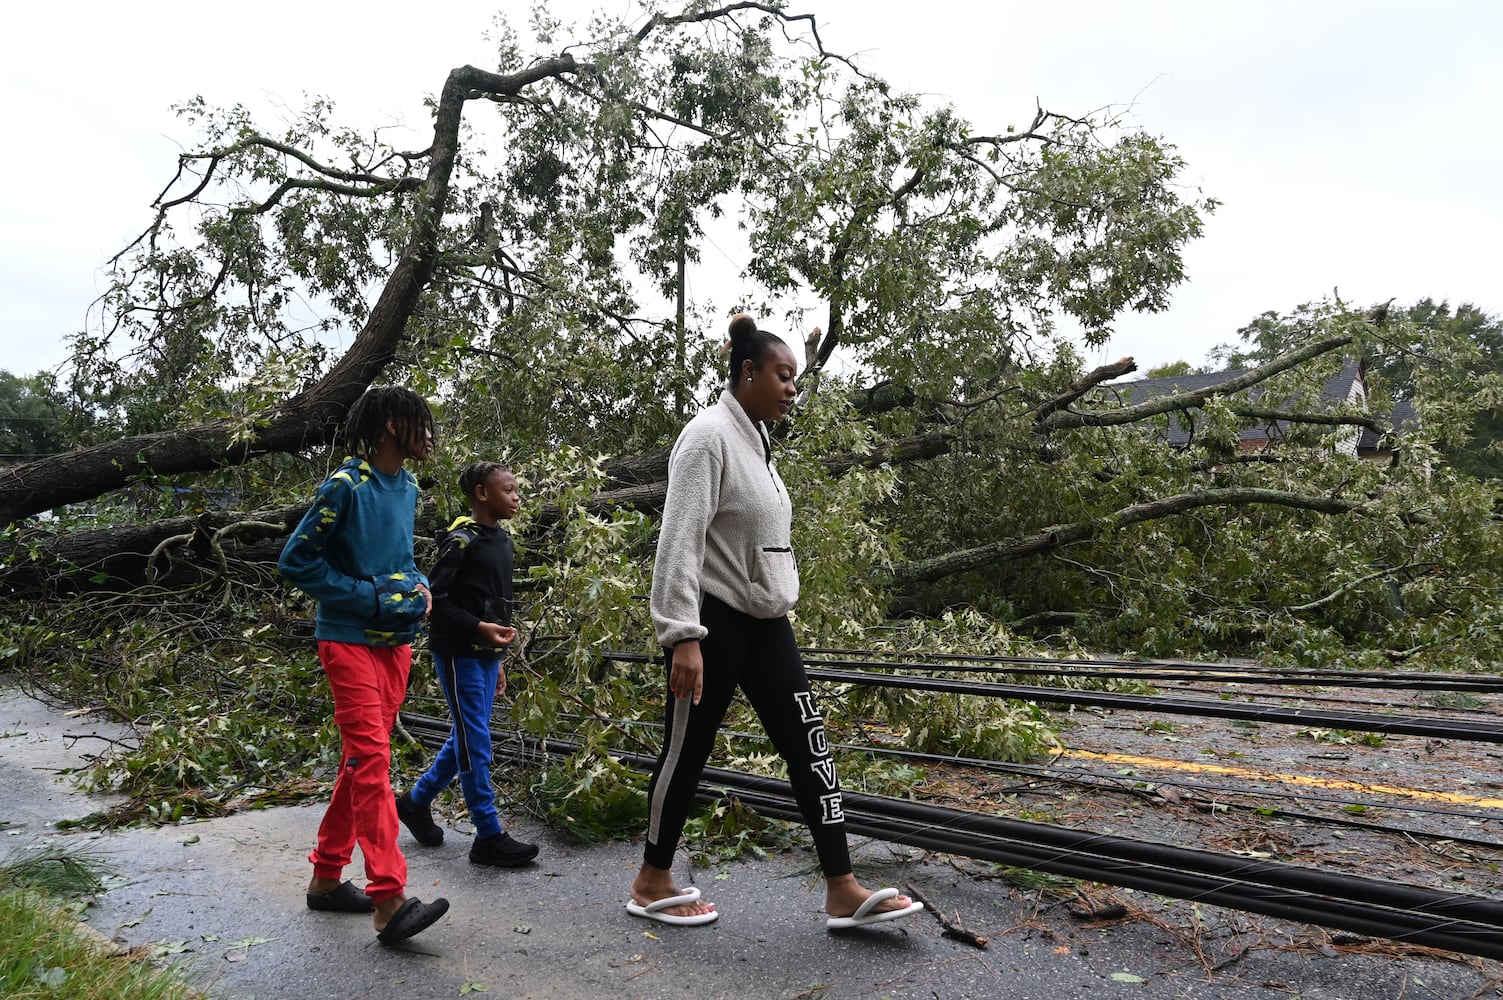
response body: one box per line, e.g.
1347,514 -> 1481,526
727,313 -> 758,342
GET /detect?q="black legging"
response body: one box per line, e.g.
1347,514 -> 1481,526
643,593 -> 852,877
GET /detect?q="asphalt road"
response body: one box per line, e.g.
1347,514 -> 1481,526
3,684 -> 1497,1000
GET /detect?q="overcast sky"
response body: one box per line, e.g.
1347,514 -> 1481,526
2,1 -> 1499,381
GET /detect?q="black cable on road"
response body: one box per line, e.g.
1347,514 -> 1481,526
530,705 -> 1503,843
799,647 -> 1503,692
720,786 -> 1503,959
801,665 -> 1503,743
597,649 -> 1503,738
687,765 -> 1503,926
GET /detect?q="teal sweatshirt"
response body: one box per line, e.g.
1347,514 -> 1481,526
279,457 -> 430,646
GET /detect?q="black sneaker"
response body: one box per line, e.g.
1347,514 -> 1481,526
395,790 -> 444,847
469,832 -> 539,868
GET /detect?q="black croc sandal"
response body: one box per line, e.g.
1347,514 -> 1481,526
305,881 -> 374,913
376,896 -> 450,946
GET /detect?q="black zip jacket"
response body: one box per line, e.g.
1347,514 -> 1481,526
427,515 -> 514,656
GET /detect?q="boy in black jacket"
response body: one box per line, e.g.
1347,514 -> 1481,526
396,462 -> 539,867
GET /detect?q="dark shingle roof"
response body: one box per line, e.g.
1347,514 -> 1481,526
1357,396 -> 1417,451
1107,359 -> 1372,447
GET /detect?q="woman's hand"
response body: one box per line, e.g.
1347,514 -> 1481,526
669,640 -> 704,705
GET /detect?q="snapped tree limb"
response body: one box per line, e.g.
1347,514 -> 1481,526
1030,357 -> 1138,425
1036,334 -> 1355,434
889,487 -> 1378,588
1229,406 -> 1387,436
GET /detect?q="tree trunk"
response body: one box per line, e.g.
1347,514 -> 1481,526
2,502 -> 456,596
0,60 -> 581,529
1,506 -> 304,596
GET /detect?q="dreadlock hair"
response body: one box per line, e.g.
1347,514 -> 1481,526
458,461 -> 511,501
725,313 -> 788,388
341,386 -> 434,459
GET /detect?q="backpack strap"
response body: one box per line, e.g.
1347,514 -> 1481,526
443,514 -> 479,548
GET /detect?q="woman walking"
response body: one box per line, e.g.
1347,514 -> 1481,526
627,315 -> 923,931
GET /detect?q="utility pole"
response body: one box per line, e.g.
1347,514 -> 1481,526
674,228 -> 687,420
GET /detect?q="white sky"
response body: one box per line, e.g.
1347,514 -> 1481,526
2,0 -> 1499,380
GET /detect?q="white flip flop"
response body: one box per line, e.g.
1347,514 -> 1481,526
626,885 -> 719,926
825,887 -> 925,930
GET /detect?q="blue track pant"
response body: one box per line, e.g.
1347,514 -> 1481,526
411,653 -> 502,839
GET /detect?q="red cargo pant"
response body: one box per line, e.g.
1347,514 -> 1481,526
309,640 -> 411,903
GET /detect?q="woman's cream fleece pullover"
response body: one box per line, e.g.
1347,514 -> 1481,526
650,390 -> 799,647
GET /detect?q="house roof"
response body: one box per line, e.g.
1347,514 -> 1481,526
1357,395 -> 1417,451
1107,359 -> 1385,448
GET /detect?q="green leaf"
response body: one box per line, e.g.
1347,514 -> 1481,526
228,935 -> 273,948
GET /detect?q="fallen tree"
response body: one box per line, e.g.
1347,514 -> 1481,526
2,324 -> 1394,604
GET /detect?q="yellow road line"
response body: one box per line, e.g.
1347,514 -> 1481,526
1053,748 -> 1503,810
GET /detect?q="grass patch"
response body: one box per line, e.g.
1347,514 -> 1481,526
1,844 -> 114,895
0,847 -> 201,999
